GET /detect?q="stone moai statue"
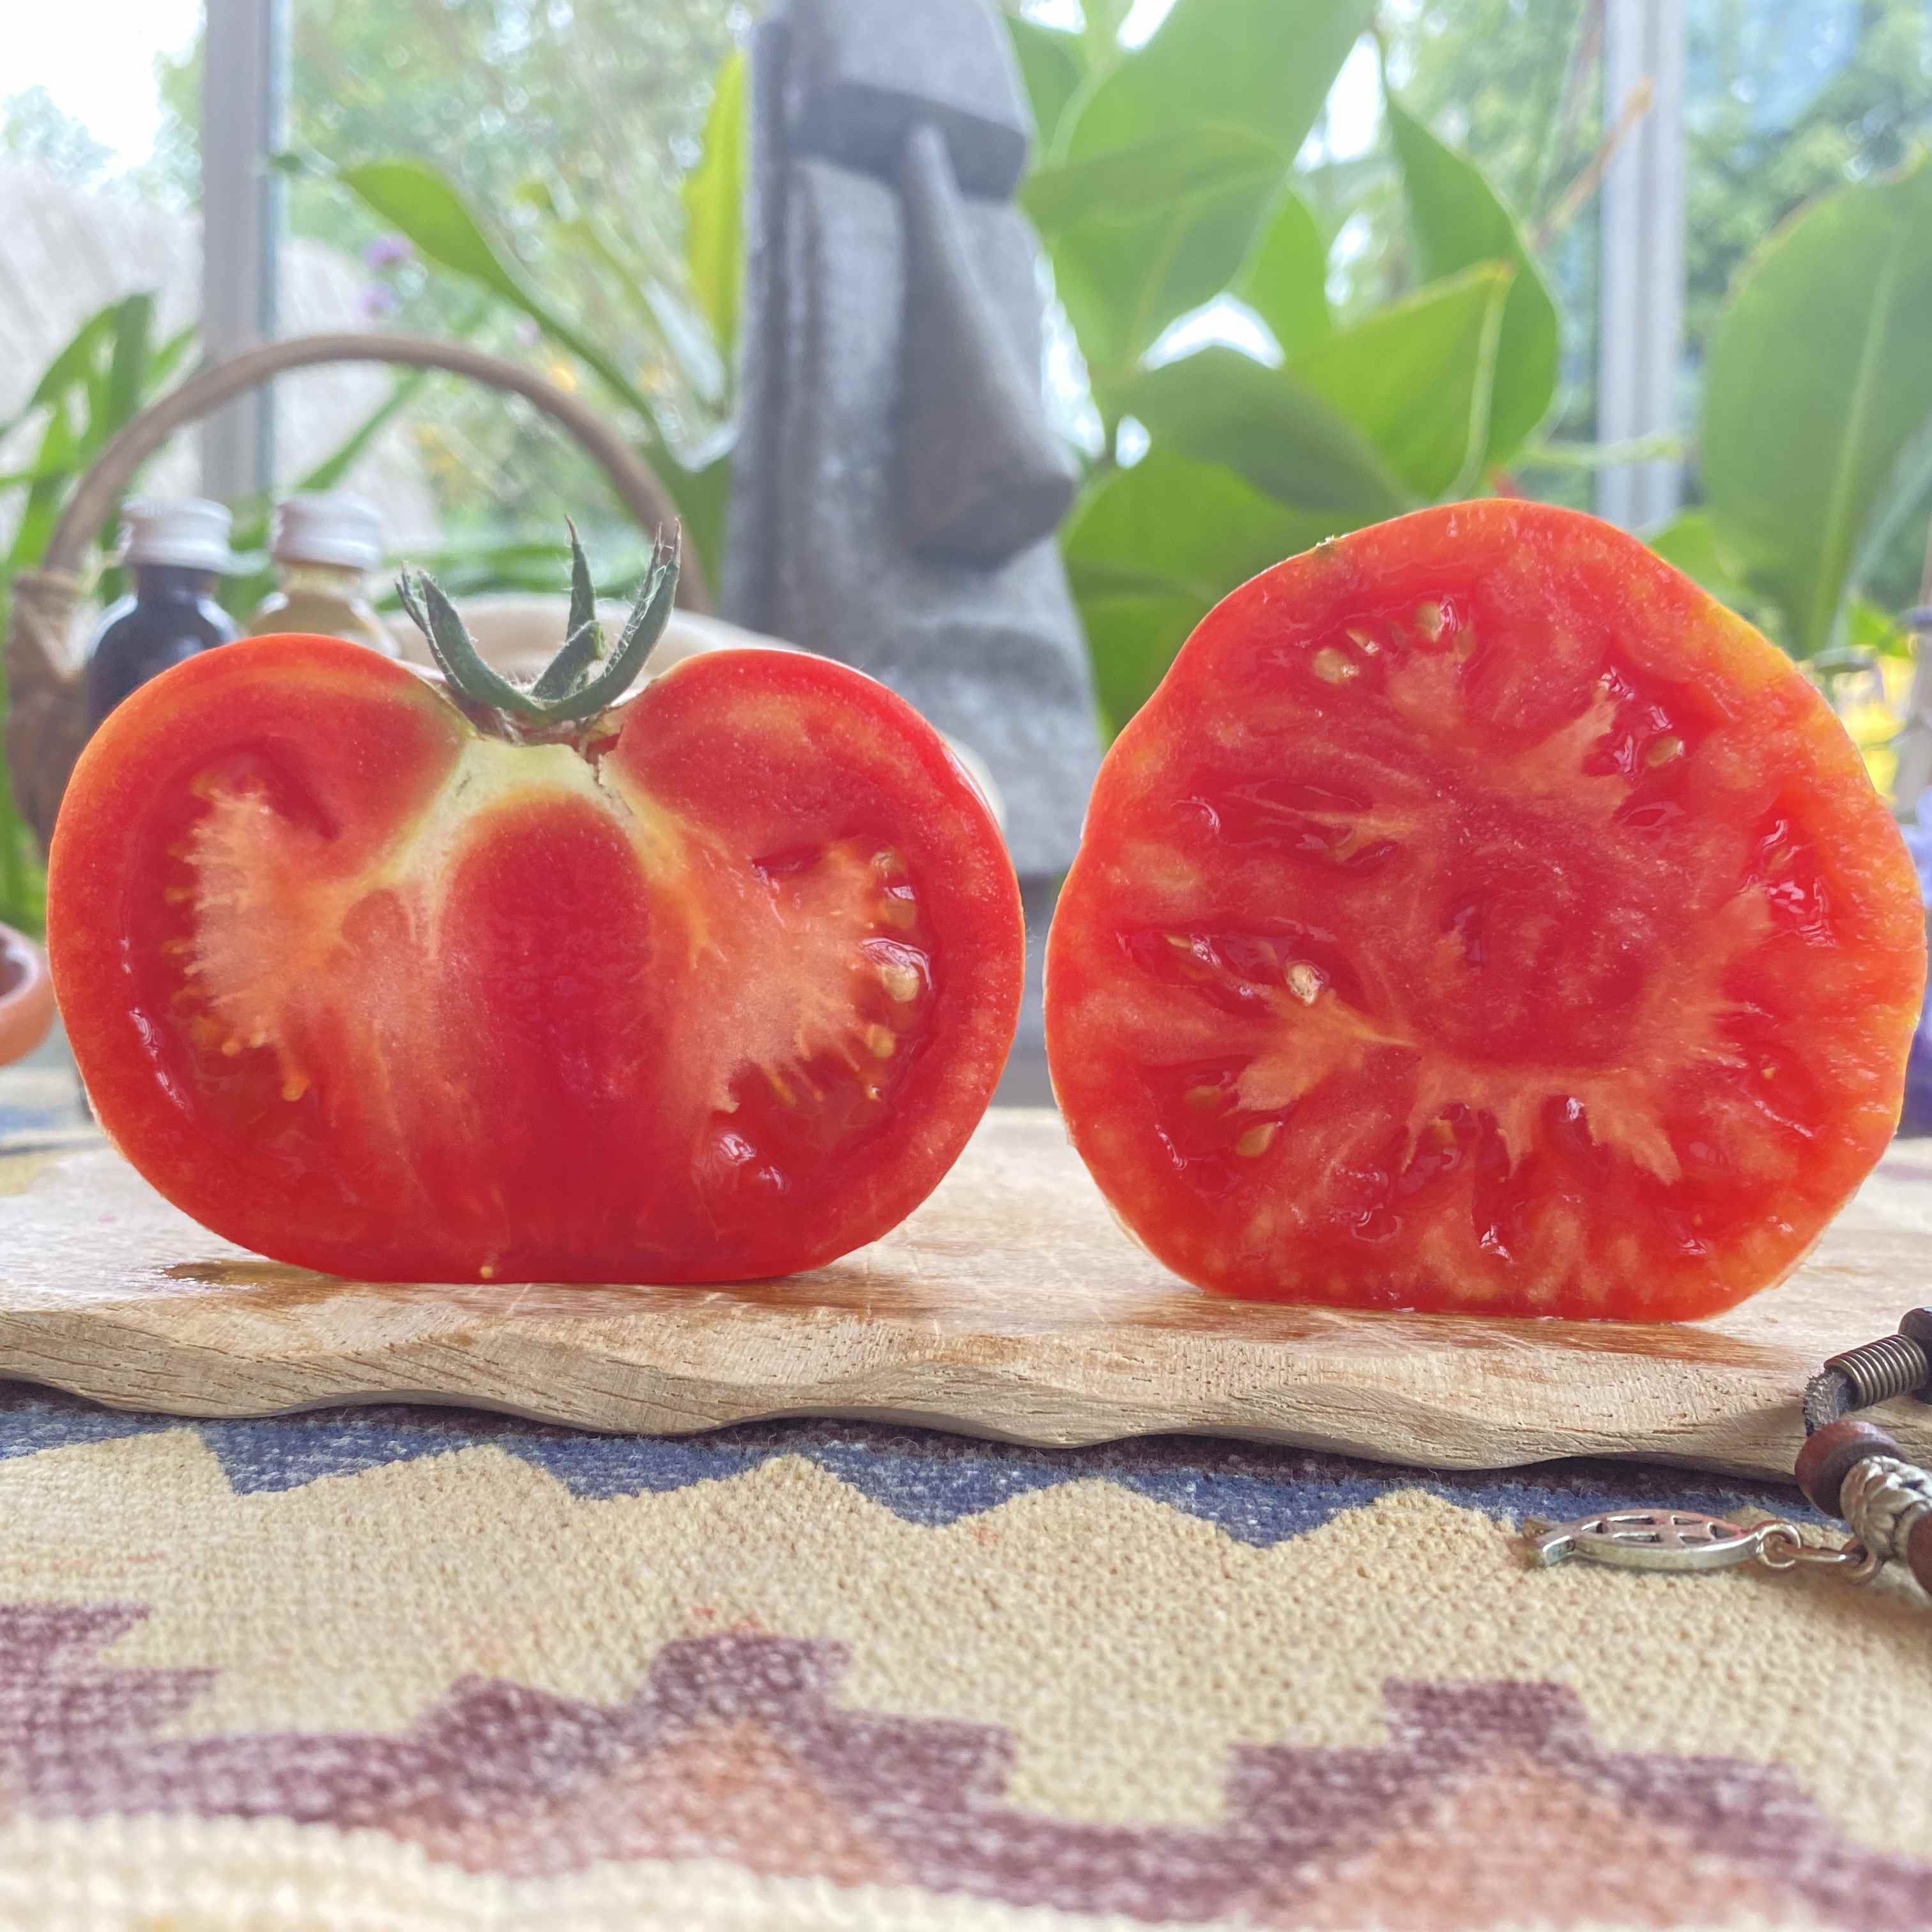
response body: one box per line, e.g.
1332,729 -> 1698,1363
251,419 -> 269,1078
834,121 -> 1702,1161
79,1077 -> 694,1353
724,0 -> 1102,899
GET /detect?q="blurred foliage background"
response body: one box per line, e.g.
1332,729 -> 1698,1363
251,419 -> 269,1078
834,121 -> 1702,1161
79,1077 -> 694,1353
3,0 -> 1931,935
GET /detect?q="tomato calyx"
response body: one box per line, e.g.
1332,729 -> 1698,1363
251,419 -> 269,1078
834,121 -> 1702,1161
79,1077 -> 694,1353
396,522 -> 680,745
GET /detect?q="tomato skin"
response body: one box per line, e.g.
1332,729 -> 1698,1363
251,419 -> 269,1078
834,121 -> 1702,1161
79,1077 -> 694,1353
50,635 -> 1022,1284
1045,501 -> 1926,1321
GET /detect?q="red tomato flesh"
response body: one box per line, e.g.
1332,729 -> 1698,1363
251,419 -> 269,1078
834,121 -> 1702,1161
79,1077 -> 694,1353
50,638 -> 1022,1283
1045,502 -> 1926,1319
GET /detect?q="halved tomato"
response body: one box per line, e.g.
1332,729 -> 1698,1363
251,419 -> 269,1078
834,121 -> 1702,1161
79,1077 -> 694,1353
1045,501 -> 1926,1319
50,558 -> 1021,1284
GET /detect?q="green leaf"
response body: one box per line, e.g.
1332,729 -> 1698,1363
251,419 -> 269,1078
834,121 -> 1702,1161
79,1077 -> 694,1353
336,157 -> 720,576
148,321 -> 199,393
6,401 -> 82,573
1289,261 -> 1511,501
1846,594 -> 1912,661
1025,124 -> 1287,396
1066,0 -> 1374,162
1646,509 -> 1750,602
1075,581 -> 1211,739
1234,186 -> 1331,360
1124,346 -> 1411,520
1384,95 -> 1559,469
1064,447 -> 1339,731
339,158 -> 656,425
668,439 -> 734,606
1006,17 -> 1084,150
1080,0 -> 1135,64
682,50 -> 747,368
1023,122 -> 1279,231
0,295 -> 125,447
1703,154 -> 1932,659
101,293 -> 155,445
341,158 -> 537,311
1851,410 -> 1932,604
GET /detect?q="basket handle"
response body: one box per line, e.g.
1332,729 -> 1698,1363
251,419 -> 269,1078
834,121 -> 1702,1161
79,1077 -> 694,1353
7,331 -> 712,856
42,331 -> 709,606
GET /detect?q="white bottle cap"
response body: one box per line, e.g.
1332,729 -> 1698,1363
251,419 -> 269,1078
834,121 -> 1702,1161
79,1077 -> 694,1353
271,491 -> 384,571
119,497 -> 236,573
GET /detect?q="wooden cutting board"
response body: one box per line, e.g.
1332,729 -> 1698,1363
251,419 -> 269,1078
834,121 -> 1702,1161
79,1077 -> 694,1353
1,1110 -> 1926,1479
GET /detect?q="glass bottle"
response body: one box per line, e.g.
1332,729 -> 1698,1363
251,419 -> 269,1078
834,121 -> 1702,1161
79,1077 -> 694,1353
247,492 -> 397,657
84,498 -> 239,731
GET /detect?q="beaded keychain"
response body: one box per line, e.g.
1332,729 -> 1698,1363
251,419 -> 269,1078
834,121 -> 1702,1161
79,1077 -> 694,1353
1522,1308 -> 1932,1591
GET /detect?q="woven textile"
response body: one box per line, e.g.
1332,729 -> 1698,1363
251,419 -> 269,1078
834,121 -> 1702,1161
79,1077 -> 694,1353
1,1384 -> 1929,1931
3,1068 -> 1931,1929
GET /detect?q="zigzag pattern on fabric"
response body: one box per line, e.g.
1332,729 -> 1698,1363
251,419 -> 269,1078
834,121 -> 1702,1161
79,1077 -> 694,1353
0,1386 -> 1821,1540
4,1609 -> 1929,1927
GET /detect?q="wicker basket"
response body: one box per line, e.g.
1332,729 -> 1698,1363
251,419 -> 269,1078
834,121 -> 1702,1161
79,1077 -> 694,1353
4,332 -> 705,855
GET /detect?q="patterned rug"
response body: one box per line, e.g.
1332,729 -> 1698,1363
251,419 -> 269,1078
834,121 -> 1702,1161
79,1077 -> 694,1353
2,1061 -> 1929,1929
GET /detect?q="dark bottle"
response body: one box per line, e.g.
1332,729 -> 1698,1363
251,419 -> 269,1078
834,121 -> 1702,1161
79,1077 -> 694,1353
84,498 -> 239,730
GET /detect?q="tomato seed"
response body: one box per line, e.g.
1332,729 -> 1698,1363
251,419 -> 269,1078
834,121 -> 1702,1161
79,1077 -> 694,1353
1286,963 -> 1324,1004
1311,648 -> 1359,685
865,1024 -> 898,1059
1413,601 -> 1446,642
877,962 -> 921,1002
1183,1084 -> 1224,1112
1644,734 -> 1684,767
1234,1121 -> 1279,1158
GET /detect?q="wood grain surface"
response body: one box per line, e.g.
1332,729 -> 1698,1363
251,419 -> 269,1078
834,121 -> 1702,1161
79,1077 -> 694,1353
1,1110 -> 1927,1478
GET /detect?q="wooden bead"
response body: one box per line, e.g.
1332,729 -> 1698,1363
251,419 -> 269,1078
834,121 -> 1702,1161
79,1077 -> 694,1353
1795,1418 -> 1900,1517
1910,1511 -> 1932,1597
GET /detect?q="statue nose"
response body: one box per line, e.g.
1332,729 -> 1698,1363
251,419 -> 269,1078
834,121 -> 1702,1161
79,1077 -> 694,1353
896,121 -> 1079,565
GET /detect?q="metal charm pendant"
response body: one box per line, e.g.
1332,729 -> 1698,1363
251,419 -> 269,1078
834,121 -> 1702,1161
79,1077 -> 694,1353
1522,1508 -> 1766,1573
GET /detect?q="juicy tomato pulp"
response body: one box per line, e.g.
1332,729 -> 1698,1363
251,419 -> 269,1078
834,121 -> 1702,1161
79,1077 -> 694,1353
50,639 -> 1022,1283
1045,502 -> 1926,1319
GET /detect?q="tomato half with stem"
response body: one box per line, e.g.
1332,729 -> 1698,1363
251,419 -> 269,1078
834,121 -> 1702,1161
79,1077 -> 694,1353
50,535 -> 1022,1284
1045,501 -> 1926,1320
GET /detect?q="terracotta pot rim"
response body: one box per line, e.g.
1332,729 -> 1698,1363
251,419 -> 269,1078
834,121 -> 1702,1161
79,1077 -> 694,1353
0,921 -> 55,1067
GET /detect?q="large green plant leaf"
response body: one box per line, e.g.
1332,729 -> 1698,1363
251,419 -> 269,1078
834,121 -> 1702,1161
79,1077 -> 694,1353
1025,125 -> 1287,399
1005,17 -> 1084,150
1290,262 -> 1510,500
1703,155 -> 1932,658
1064,448 -> 1338,731
682,50 -> 746,368
1384,96 -> 1558,470
1066,0 -> 1374,162
1124,346 -> 1411,520
1234,187 -> 1331,360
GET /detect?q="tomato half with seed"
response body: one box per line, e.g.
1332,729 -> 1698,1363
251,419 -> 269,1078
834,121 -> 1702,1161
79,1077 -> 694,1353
1045,501 -> 1925,1319
50,571 -> 1021,1284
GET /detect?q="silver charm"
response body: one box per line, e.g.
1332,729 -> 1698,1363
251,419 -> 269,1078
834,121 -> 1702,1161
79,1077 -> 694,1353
1523,1508 -> 1768,1573
1522,1508 -> 1881,1581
